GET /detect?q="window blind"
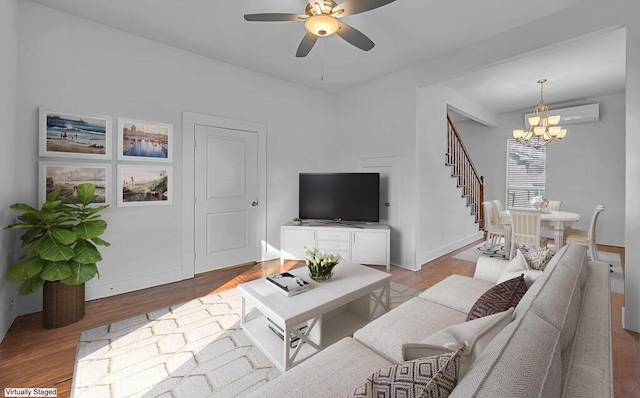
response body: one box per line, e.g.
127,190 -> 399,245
506,139 -> 546,208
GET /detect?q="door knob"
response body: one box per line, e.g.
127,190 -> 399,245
251,201 -> 258,207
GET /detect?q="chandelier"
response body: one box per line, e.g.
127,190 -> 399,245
512,79 -> 567,149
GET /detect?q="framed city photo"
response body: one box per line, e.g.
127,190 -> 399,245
117,165 -> 172,207
118,118 -> 172,162
39,108 -> 112,159
39,161 -> 110,206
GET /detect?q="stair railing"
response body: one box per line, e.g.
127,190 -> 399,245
446,112 -> 485,229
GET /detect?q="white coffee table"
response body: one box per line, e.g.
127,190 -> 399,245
239,262 -> 391,372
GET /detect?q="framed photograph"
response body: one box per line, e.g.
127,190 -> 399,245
39,108 -> 112,159
117,165 -> 172,207
39,161 -> 110,206
117,118 -> 173,162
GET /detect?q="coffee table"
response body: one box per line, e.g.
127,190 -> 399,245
239,262 -> 391,372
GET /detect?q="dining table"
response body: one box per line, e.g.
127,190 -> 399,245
501,210 -> 581,252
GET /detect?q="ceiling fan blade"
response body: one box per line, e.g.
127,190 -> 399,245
296,32 -> 318,57
333,0 -> 396,17
336,21 -> 374,51
244,13 -> 302,22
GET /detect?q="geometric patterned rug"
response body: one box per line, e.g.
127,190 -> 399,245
72,282 -> 420,397
451,243 -> 508,263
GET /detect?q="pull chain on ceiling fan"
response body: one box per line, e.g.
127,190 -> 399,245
244,0 -> 396,57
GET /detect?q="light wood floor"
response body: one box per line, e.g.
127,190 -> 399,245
0,241 -> 637,397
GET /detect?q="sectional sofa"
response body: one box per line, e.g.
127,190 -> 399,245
247,243 -> 612,397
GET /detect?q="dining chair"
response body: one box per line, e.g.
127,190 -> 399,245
483,201 -> 505,251
564,205 -> 605,261
508,207 -> 547,260
492,199 -> 504,223
546,200 -> 562,211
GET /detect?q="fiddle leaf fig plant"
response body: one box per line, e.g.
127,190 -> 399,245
4,183 -> 110,295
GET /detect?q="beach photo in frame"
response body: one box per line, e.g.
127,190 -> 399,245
39,161 -> 110,206
118,118 -> 172,162
117,165 -> 172,207
39,108 -> 112,159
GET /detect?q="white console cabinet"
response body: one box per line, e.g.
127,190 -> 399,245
280,222 -> 390,272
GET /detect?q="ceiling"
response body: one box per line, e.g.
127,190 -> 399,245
27,0 -> 626,115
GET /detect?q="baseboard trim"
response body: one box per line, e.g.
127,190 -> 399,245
416,232 -> 484,269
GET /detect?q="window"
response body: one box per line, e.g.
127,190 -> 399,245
506,139 -> 546,208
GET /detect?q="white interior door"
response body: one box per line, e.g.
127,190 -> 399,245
357,157 -> 401,264
194,125 -> 259,272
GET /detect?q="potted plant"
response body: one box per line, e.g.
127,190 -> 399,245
4,183 -> 110,328
292,217 -> 302,225
304,247 -> 342,282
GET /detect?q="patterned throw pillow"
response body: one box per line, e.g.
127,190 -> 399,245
466,275 -> 528,321
347,348 -> 463,398
522,248 -> 553,270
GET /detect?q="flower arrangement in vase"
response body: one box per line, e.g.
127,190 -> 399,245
304,247 -> 342,282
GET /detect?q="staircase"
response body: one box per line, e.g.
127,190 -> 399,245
445,112 -> 485,230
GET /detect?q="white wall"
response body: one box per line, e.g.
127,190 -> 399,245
459,91 -> 626,247
333,71 -> 418,268
624,0 -> 640,332
0,0 -> 18,342
415,85 -> 490,265
15,2 -> 335,315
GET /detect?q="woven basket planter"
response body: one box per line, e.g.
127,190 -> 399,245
43,281 -> 85,329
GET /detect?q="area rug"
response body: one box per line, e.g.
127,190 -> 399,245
452,242 -> 508,263
453,243 -> 624,294
72,282 -> 420,397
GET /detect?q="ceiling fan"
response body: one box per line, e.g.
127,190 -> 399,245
244,0 -> 396,57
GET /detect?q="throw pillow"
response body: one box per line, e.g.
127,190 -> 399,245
466,275 -> 528,321
403,308 -> 514,378
347,347 -> 463,398
522,248 -> 553,271
497,250 -> 542,287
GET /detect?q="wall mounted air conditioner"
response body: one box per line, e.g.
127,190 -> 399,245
524,103 -> 599,128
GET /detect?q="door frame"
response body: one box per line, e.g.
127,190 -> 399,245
182,111 -> 267,278
356,156 -> 402,266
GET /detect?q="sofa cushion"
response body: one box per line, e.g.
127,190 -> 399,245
561,262 -> 613,397
450,311 -> 562,398
348,347 -> 463,398
557,244 -> 589,289
466,275 -> 527,321
418,275 -> 496,314
245,337 -> 392,398
527,263 -> 582,352
515,244 -> 585,352
354,297 -> 467,363
514,244 -> 570,319
403,308 -> 514,377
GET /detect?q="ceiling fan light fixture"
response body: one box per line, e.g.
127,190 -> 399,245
305,14 -> 339,36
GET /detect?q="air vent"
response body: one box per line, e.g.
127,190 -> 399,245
525,103 -> 599,127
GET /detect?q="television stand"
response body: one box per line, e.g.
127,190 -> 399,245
306,221 -> 364,228
280,222 -> 390,272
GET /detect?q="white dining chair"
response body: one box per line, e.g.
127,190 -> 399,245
483,201 -> 505,251
508,207 -> 547,260
564,205 -> 605,261
546,200 -> 562,211
492,199 -> 504,223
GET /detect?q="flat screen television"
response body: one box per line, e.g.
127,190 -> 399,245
299,173 -> 380,223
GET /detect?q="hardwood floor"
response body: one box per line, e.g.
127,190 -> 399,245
0,242 -> 637,397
